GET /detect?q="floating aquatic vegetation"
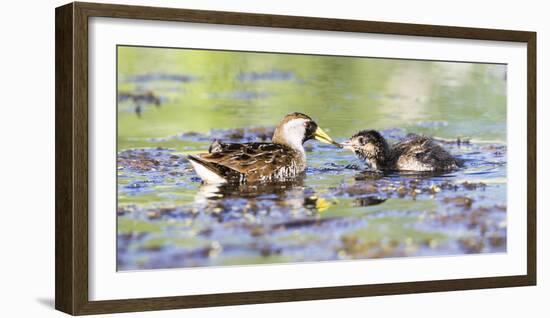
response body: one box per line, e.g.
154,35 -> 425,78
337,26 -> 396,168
118,91 -> 162,105
117,90 -> 166,117
148,126 -> 277,146
116,131 -> 507,270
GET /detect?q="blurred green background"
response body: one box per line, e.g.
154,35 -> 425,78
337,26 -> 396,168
117,46 -> 506,151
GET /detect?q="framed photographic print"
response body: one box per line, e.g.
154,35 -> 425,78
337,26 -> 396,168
55,2 -> 536,315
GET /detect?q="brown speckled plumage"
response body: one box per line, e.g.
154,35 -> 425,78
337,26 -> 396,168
189,142 -> 305,183
343,130 -> 461,172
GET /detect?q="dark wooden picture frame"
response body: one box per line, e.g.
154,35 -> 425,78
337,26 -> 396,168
55,2 -> 537,315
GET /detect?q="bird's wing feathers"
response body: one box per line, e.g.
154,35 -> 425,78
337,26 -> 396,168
394,136 -> 457,169
196,143 -> 296,180
393,137 -> 429,158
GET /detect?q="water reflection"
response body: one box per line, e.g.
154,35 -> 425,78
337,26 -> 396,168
194,178 -> 335,221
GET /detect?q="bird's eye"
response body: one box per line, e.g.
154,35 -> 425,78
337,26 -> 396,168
358,137 -> 364,144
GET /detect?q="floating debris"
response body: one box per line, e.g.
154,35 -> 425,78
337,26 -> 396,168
354,196 -> 387,207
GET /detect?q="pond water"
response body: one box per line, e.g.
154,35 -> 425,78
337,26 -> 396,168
116,46 -> 507,270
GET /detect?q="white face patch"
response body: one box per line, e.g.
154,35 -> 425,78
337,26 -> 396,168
281,118 -> 308,152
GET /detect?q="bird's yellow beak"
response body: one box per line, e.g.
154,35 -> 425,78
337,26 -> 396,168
313,127 -> 340,147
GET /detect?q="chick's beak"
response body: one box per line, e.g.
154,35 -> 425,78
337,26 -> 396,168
340,140 -> 355,151
313,127 -> 340,147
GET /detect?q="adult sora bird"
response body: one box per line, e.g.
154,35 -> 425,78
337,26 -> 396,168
188,112 -> 339,183
341,130 -> 461,172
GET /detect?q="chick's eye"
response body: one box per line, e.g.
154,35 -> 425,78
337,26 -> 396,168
358,137 -> 364,144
